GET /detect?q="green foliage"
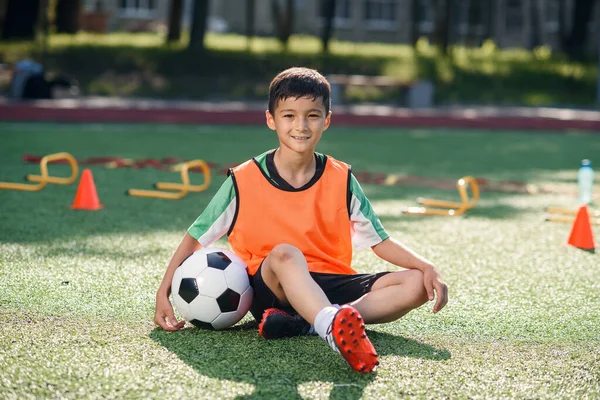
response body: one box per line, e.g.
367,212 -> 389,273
0,33 -> 597,106
1,122 -> 600,398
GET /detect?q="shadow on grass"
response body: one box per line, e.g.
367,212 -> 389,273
150,322 -> 450,399
466,203 -> 526,219
376,202 -> 524,223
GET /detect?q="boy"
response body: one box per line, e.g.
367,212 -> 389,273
154,67 -> 448,373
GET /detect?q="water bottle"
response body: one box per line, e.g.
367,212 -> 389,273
577,159 -> 594,205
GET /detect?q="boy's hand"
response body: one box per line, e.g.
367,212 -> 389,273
154,294 -> 185,331
423,265 -> 448,314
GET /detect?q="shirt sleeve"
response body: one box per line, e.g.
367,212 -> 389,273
187,175 -> 237,247
348,172 -> 389,251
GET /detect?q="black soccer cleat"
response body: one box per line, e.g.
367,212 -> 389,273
258,308 -> 314,339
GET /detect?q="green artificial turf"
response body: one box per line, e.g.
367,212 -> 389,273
1,122 -> 599,399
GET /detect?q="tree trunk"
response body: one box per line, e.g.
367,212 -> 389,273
2,0 -> 40,40
320,0 -> 335,53
529,0 -> 542,49
483,0 -> 494,42
558,0 -> 568,51
188,0 -> 210,52
565,0 -> 598,60
444,0 -> 454,53
166,0 -> 183,43
433,0 -> 453,55
55,0 -> 80,34
271,0 -> 294,49
410,0 -> 420,46
245,0 -> 255,50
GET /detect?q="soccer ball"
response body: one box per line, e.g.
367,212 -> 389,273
171,247 -> 253,330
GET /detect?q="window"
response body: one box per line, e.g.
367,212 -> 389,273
119,0 -> 157,19
364,0 -> 398,29
318,0 -> 352,27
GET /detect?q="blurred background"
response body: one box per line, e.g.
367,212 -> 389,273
0,0 -> 598,109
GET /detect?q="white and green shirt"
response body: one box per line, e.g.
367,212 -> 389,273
188,150 -> 389,250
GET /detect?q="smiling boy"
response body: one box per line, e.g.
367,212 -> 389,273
154,67 -> 448,373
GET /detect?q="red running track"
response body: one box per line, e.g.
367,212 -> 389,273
1,99 -> 599,132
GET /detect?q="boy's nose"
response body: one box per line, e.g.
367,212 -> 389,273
295,118 -> 308,131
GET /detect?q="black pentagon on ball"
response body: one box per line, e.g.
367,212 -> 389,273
216,288 -> 241,312
178,278 -> 199,304
206,252 -> 232,270
190,319 -> 215,330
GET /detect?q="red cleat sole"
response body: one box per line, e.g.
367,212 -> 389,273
331,305 -> 379,373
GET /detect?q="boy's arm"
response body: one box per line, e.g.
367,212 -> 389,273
154,232 -> 201,331
371,238 -> 448,314
154,175 -> 237,330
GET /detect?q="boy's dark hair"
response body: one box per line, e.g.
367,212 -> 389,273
268,67 -> 331,115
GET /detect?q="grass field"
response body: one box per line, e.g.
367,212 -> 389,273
1,122 -> 599,399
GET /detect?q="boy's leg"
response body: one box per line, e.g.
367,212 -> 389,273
350,269 -> 430,324
259,243 -> 379,372
259,243 -> 330,325
260,269 -> 429,334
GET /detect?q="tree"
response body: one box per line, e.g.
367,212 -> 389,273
166,0 -> 183,43
563,0 -> 598,60
55,0 -> 80,34
188,0 -> 210,52
483,0 -> 495,42
433,0 -> 454,55
321,0 -> 336,53
528,0 -> 544,49
245,0 -> 255,50
1,0 -> 40,40
271,0 -> 294,49
410,0 -> 420,46
320,0 -> 336,53
465,0 -> 481,46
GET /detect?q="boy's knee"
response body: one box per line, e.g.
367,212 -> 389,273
271,243 -> 301,260
266,243 -> 303,273
403,270 -> 429,306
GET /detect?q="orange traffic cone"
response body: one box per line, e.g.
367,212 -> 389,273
70,169 -> 103,210
567,205 -> 595,251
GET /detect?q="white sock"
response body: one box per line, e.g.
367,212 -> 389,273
313,304 -> 340,339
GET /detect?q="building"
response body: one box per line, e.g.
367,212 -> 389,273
82,0 -> 599,53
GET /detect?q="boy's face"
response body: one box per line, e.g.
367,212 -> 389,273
266,96 -> 331,155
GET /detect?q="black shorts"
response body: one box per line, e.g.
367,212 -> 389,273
248,264 -> 390,321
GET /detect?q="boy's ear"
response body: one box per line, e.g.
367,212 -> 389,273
265,110 -> 276,131
323,110 -> 332,131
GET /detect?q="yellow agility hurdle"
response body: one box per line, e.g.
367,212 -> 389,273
402,176 -> 480,216
0,152 -> 79,192
127,160 -> 211,200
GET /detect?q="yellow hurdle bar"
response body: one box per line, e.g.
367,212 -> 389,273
0,152 -> 79,192
26,152 -> 79,185
154,160 -> 211,193
403,176 -> 480,216
127,160 -> 211,200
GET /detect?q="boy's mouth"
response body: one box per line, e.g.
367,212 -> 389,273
291,136 -> 309,141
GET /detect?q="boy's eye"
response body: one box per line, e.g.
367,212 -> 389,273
309,114 -> 320,118
283,114 -> 293,118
